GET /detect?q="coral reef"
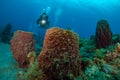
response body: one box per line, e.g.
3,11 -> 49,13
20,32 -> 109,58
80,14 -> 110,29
104,43 -> 120,62
112,34 -> 120,44
19,60 -> 40,80
3,22 -> 120,80
95,19 -> 112,48
19,28 -> 120,80
80,39 -> 120,80
1,23 -> 13,44
38,27 -> 81,80
10,30 -> 35,68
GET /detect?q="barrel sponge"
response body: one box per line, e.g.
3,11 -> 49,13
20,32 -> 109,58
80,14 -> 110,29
38,27 -> 81,80
10,30 -> 35,68
95,19 -> 112,48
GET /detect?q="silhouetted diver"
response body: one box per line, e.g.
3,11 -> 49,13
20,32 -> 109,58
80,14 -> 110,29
37,12 -> 50,28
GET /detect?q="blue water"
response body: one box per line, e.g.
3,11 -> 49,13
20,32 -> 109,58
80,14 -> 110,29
0,0 -> 120,38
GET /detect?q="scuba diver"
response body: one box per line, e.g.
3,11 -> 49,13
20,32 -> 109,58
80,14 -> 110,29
36,12 -> 50,29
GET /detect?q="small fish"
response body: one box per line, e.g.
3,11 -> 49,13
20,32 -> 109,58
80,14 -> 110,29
37,12 -> 50,29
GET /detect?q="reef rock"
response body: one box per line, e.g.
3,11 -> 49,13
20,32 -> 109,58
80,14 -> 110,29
10,30 -> 35,68
38,27 -> 81,80
95,19 -> 112,48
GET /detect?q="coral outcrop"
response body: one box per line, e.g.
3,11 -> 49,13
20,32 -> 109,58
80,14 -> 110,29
10,30 -> 35,68
38,27 -> 81,80
95,19 -> 112,48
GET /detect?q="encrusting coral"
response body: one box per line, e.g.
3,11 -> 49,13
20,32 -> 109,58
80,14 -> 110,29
38,27 -> 81,80
115,43 -> 120,53
95,19 -> 112,48
19,59 -> 40,80
104,43 -> 120,62
10,30 -> 35,68
27,51 -> 36,67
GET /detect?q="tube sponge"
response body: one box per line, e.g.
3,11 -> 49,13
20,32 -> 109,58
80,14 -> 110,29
1,23 -> 12,44
10,30 -> 35,68
95,19 -> 112,48
38,27 -> 81,80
